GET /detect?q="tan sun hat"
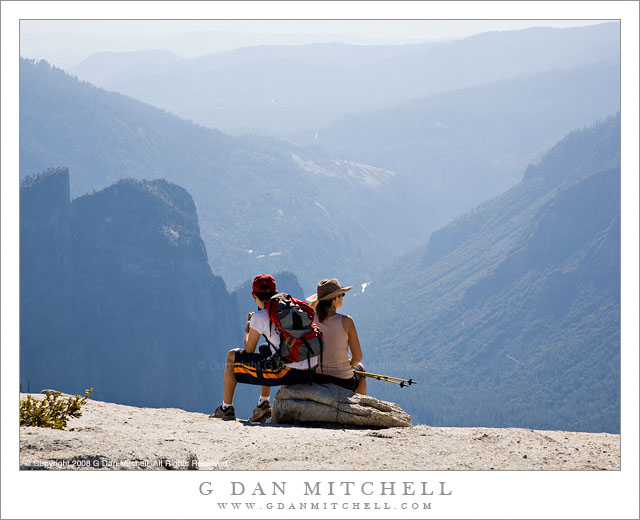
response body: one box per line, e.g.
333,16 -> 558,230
306,278 -> 353,303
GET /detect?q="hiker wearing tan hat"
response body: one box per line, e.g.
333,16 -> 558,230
307,278 -> 366,394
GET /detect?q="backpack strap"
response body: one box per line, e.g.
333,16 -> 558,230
262,333 -> 275,351
261,333 -> 284,367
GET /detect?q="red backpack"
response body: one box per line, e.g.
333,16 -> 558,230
264,293 -> 324,366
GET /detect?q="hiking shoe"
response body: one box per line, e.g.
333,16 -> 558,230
248,401 -> 271,423
209,405 -> 236,421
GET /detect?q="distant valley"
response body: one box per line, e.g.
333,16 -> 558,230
354,115 -> 620,433
20,58 -> 404,291
20,23 -> 620,288
18,23 -> 621,432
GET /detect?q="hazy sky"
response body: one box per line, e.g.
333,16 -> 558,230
20,19 -> 608,69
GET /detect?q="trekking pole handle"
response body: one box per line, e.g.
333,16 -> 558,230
354,371 -> 418,386
354,370 -> 418,384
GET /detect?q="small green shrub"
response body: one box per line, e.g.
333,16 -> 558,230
20,388 -> 93,430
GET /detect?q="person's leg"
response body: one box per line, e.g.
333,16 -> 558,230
214,350 -> 275,420
210,348 -> 242,419
223,348 -> 240,404
256,346 -> 271,402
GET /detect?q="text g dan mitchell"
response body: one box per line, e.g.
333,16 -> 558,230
199,480 -> 453,497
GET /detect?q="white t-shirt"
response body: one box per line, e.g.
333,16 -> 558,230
249,309 -> 319,370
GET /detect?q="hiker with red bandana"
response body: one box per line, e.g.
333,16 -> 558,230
210,274 -> 320,422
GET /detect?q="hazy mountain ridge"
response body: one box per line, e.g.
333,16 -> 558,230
353,115 -> 620,433
66,49 -> 184,86
422,114 -> 621,268
318,60 -> 620,238
67,22 -> 619,134
20,22 -> 620,287
19,58 -> 405,289
69,41 -> 417,82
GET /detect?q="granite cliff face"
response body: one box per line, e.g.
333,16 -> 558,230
20,170 -> 239,412
70,178 -> 237,411
20,168 -> 73,392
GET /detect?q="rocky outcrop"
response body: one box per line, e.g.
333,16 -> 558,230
20,171 -> 238,412
271,383 -> 412,428
69,178 -> 237,411
20,168 -> 73,393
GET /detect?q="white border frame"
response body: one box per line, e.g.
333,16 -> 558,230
2,2 -> 638,519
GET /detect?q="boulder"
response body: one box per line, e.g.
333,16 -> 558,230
272,383 -> 412,428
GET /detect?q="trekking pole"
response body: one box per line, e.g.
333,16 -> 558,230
355,370 -> 417,384
354,370 -> 418,388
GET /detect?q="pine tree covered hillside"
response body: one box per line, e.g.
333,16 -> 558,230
352,114 -> 621,434
19,58 -> 404,290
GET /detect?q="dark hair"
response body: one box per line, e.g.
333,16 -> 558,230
315,299 -> 335,322
254,291 -> 276,303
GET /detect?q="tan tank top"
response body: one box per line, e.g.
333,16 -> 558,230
316,313 -> 353,379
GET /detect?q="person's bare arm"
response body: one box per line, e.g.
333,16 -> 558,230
243,312 -> 260,353
344,315 -> 363,367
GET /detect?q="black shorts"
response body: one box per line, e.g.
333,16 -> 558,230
312,362 -> 364,392
233,347 -> 313,387
313,371 -> 361,392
